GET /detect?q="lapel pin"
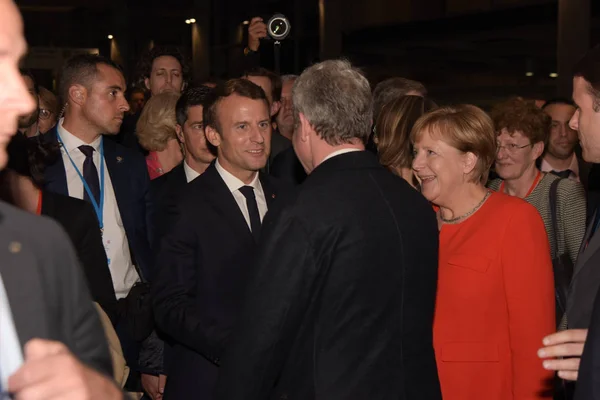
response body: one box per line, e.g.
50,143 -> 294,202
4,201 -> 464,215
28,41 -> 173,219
8,241 -> 21,254
272,194 -> 276,199
116,156 -> 124,163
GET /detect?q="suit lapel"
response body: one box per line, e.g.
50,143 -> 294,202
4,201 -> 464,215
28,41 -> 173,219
260,173 -> 277,208
202,166 -> 254,242
103,138 -> 129,211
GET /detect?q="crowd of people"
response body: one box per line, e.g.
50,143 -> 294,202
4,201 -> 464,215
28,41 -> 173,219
2,0 -> 600,399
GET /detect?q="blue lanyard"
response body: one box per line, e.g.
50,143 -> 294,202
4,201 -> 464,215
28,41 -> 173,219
56,133 -> 105,231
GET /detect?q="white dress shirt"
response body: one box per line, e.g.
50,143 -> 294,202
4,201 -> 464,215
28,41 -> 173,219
183,160 -> 201,183
57,120 -> 139,299
215,159 -> 268,230
540,153 -> 581,182
0,273 -> 23,389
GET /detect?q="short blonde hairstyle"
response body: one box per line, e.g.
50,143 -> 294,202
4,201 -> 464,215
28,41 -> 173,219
136,92 -> 180,152
410,105 -> 496,183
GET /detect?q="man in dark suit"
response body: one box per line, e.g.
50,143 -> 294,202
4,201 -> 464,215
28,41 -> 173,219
152,79 -> 287,399
149,86 -> 216,248
0,1 -> 121,397
537,46 -> 600,399
40,54 -> 154,389
217,60 -> 441,400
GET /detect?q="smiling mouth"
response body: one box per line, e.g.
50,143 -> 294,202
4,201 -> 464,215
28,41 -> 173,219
419,176 -> 435,183
247,149 -> 264,154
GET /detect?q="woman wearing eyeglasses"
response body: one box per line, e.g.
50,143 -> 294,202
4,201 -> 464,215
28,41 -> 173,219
487,98 -> 586,327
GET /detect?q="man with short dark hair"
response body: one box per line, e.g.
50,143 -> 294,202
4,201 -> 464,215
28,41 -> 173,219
217,60 -> 441,400
149,85 -> 216,247
18,69 -> 39,137
153,78 -> 287,399
42,53 -> 154,388
541,98 -> 590,187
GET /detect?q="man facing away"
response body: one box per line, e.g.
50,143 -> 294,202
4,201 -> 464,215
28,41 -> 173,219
217,59 -> 442,400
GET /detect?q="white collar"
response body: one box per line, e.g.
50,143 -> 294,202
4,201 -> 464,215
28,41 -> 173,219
183,160 -> 201,183
322,148 -> 363,163
215,158 -> 260,192
57,118 -> 102,153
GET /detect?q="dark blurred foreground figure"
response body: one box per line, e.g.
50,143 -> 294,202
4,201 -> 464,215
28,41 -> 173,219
0,1 -> 121,398
217,60 -> 442,400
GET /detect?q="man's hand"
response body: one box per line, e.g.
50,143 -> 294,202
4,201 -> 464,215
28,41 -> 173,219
8,339 -> 121,400
248,17 -> 267,52
141,373 -> 167,400
538,329 -> 588,381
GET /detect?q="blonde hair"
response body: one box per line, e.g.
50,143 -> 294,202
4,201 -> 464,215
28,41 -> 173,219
136,92 -> 180,152
410,105 -> 496,183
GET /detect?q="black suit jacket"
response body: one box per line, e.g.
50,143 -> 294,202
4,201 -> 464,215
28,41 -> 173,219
42,126 -> 153,281
152,164 -> 286,399
575,284 -> 600,400
41,190 -> 118,325
147,162 -> 187,250
0,201 -> 113,378
270,146 -> 307,185
217,151 -> 442,400
566,208 -> 600,329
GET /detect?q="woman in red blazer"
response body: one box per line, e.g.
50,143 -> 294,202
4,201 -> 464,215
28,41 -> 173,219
412,105 -> 555,399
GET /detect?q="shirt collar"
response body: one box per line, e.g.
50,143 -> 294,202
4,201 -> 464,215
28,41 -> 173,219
57,118 -> 102,153
322,148 -> 363,163
183,160 -> 201,183
540,153 -> 579,178
215,158 -> 260,193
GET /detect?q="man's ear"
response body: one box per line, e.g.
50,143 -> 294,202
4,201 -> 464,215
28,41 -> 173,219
205,125 -> 221,148
144,77 -> 151,91
69,85 -> 87,107
299,113 -> 312,142
176,124 -> 185,143
270,101 -> 281,117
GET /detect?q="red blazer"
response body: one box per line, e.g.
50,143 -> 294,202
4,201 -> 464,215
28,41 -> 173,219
434,191 -> 555,400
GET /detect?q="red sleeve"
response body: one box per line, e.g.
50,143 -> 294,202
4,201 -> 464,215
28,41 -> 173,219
501,201 -> 555,399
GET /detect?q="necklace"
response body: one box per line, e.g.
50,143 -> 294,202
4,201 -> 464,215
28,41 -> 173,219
440,190 -> 492,224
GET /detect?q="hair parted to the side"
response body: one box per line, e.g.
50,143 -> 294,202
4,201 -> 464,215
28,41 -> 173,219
573,44 -> 600,111
292,59 -> 373,146
491,97 -> 551,148
175,85 -> 213,126
136,92 -> 180,152
203,79 -> 269,133
376,95 -> 437,171
58,54 -> 122,105
410,105 -> 497,184
243,67 -> 282,103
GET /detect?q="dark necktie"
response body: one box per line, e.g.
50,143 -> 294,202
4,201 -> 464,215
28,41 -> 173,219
78,145 -> 100,205
550,169 -> 572,179
239,185 -> 261,241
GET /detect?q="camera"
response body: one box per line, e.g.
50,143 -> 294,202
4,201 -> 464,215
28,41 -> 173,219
267,14 -> 291,41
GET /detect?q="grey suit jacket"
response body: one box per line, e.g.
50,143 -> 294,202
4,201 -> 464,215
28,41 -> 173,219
566,209 -> 600,328
0,201 -> 113,377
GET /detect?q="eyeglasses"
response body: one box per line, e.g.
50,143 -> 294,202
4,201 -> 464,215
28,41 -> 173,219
496,143 -> 532,154
39,108 -> 53,120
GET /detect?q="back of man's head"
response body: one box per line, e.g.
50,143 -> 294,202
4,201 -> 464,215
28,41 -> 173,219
373,77 -> 427,120
293,59 -> 373,145
58,54 -> 121,106
203,78 -> 268,133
